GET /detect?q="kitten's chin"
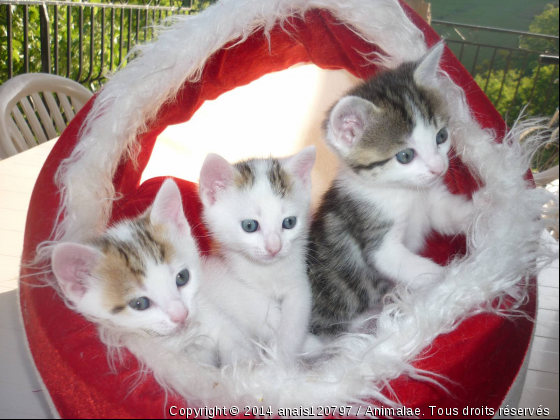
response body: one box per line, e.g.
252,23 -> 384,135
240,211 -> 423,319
156,319 -> 192,336
249,253 -> 286,265
407,174 -> 446,189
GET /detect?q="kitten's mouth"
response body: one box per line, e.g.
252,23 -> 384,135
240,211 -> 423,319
253,253 -> 285,264
171,319 -> 191,333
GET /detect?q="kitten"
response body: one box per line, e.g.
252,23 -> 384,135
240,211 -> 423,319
199,147 -> 317,358
308,44 -> 474,335
50,179 -> 274,371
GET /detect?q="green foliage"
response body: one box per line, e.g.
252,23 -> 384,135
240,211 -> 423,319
0,1 -> 217,89
519,4 -> 559,54
475,65 -> 559,123
0,6 -> 43,77
475,64 -> 559,171
430,0 -> 558,32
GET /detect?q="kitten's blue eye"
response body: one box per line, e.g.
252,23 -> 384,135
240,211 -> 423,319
129,297 -> 150,311
241,220 -> 259,233
396,148 -> 415,164
282,217 -> 297,230
436,128 -> 448,145
176,269 -> 190,287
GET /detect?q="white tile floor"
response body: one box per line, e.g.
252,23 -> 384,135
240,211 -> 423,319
0,142 -> 56,419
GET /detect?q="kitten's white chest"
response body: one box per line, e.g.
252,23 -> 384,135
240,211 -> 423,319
247,261 -> 303,298
402,193 -> 431,252
364,187 -> 431,253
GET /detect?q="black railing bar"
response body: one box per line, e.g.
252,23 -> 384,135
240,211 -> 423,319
470,44 -> 481,75
136,8 -> 140,45
445,39 -> 554,56
118,7 -> 124,65
77,6 -> 84,81
541,65 -> 559,114
458,42 -> 465,62
128,7 -> 132,55
66,5 -> 71,78
109,8 -> 115,72
80,6 -> 95,84
484,48 -> 498,93
496,50 -> 513,106
54,4 -> 59,75
93,8 -> 106,82
507,52 -> 530,116
540,55 -> 560,66
151,9 -> 156,41
23,4 -> 29,73
6,4 -> 13,79
39,4 -> 51,74
433,20 -> 559,41
527,62 -> 543,106
0,0 -> 187,12
144,8 -> 148,41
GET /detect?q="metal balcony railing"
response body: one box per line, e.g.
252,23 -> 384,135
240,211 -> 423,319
432,20 -> 559,123
1,4 -> 558,122
0,0 -> 194,89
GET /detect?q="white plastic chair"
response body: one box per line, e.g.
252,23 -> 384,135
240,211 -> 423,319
0,74 -> 92,159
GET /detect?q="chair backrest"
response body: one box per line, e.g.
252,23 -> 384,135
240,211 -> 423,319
0,74 -> 92,159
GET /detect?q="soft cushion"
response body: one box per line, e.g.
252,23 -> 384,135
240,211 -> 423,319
19,3 -> 535,418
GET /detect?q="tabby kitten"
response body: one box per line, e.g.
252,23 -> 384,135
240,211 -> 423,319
309,44 -> 474,334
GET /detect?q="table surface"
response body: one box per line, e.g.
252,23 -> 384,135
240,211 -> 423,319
0,140 -> 558,419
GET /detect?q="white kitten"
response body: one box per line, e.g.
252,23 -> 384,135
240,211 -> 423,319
199,147 -> 317,358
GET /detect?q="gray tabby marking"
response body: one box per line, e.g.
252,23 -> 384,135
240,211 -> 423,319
267,159 -> 293,198
308,183 -> 392,333
308,57 -> 447,334
234,158 -> 293,198
234,161 -> 256,189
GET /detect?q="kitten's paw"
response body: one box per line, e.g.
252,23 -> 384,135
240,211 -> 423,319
302,334 -> 324,354
407,262 -> 445,290
265,304 -> 282,334
460,200 -> 476,233
472,188 -> 492,208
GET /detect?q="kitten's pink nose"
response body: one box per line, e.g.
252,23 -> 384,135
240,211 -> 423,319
265,234 -> 282,256
168,302 -> 189,324
429,158 -> 445,176
170,309 -> 188,324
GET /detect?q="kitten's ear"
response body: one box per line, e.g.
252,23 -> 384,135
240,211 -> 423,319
199,153 -> 235,206
285,146 -> 316,186
151,179 -> 191,234
414,43 -> 444,86
52,243 -> 102,303
326,96 -> 377,156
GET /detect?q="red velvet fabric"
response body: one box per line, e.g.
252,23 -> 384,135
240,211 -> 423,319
19,3 -> 535,419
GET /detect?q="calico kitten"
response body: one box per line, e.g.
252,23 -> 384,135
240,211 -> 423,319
50,179 -> 274,369
199,147 -> 317,358
309,44 -> 475,334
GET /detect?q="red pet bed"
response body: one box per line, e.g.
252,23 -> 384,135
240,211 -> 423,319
19,1 -> 535,418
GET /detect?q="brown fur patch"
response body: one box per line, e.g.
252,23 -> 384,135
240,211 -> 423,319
136,214 -> 176,265
96,244 -> 144,312
330,61 -> 449,173
268,159 -> 293,198
91,214 -> 176,313
234,161 -> 255,189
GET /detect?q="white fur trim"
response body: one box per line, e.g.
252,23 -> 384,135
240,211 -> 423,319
33,0 -> 559,411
